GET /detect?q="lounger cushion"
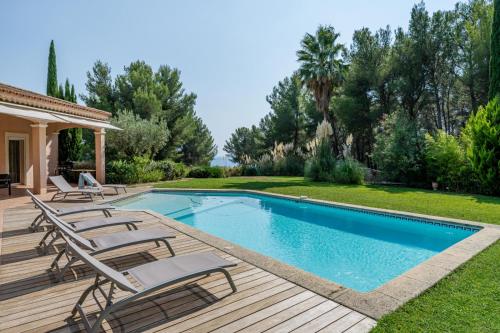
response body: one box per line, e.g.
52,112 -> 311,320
127,252 -> 236,289
70,216 -> 142,231
90,228 -> 175,250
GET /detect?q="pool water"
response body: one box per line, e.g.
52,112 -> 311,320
115,191 -> 477,292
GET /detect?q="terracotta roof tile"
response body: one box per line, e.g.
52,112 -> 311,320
0,82 -> 111,121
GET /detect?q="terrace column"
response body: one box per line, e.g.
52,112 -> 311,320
94,128 -> 106,184
31,123 -> 48,194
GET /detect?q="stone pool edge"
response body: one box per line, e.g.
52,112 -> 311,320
108,188 -> 500,319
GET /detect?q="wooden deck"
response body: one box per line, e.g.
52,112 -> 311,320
0,195 -> 376,332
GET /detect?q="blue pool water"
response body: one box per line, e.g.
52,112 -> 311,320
115,191 -> 477,292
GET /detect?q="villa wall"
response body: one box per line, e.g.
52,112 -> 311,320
0,115 -> 60,186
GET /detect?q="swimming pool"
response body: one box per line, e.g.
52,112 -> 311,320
115,191 -> 478,292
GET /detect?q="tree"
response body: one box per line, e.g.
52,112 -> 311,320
456,0 -> 492,111
427,10 -> 460,133
46,40 -> 58,97
334,27 -> 393,164
59,78 -> 83,161
464,98 -> 500,194
180,117 -> 217,165
81,60 -> 215,163
106,110 -> 169,160
265,74 -> 306,149
490,0 -> 500,99
80,60 -> 115,112
223,126 -> 263,164
297,25 -> 346,155
372,110 -> 426,183
391,3 -> 430,120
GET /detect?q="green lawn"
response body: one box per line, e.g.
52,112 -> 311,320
156,176 -> 500,225
156,177 -> 500,332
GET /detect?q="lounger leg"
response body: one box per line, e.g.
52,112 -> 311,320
50,248 -> 66,269
38,228 -> 56,249
51,191 -> 61,201
103,210 -> 112,217
30,213 -> 43,231
57,256 -> 79,281
220,269 -> 237,293
161,240 -> 176,257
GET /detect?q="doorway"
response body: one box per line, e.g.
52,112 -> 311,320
5,133 -> 28,184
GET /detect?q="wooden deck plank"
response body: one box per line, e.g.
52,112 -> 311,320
265,301 -> 340,333
238,295 -> 326,333
0,198 -> 376,333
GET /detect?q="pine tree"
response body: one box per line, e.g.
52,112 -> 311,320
46,40 -> 58,96
489,0 -> 500,99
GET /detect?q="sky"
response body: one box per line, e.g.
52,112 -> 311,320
0,0 -> 458,155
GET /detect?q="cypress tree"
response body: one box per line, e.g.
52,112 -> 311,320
64,79 -> 71,101
58,84 -> 64,99
489,0 -> 500,99
70,84 -> 76,103
46,40 -> 58,97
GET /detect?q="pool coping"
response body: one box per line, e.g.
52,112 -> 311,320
109,188 -> 500,319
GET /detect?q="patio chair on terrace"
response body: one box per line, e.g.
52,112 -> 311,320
49,175 -> 103,201
80,172 -> 127,194
27,190 -> 116,231
45,212 -> 175,281
62,234 -> 236,333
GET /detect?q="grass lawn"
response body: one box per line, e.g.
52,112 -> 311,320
156,176 -> 500,225
156,176 -> 500,332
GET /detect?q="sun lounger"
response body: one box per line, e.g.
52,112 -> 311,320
44,212 -> 175,281
27,190 -> 115,231
62,233 -> 236,333
49,175 -> 104,201
80,172 -> 127,194
31,195 -> 143,252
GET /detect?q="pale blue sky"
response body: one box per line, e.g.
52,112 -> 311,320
0,0 -> 457,153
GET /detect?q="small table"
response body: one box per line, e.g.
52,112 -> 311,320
0,174 -> 12,196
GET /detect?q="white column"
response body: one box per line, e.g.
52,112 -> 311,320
94,128 -> 106,184
31,123 -> 48,194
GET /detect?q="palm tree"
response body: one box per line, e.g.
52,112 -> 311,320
297,25 -> 346,154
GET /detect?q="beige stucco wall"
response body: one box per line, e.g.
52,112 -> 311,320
0,115 -> 61,186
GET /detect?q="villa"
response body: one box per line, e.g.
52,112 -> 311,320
0,82 -> 119,194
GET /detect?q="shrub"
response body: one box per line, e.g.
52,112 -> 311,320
173,163 -> 187,179
304,138 -> 336,182
334,158 -> 365,184
106,157 -> 185,184
372,111 -> 426,183
274,154 -> 305,176
153,160 -> 186,180
188,166 -> 226,178
242,165 -> 258,176
224,166 -> 243,177
424,131 -> 467,190
107,160 -> 139,184
255,154 -> 274,176
464,98 -> 500,194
